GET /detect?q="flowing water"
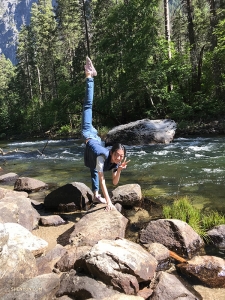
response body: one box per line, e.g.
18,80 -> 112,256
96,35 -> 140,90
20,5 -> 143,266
0,136 -> 225,213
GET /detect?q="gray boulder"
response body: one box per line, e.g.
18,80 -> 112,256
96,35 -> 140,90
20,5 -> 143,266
207,225 -> 225,250
0,172 -> 19,183
111,184 -> 142,207
55,245 -> 92,272
0,195 -> 40,231
14,176 -> 47,192
56,269 -> 122,299
1,273 -> 60,300
0,223 -> 38,297
0,187 -> 28,199
105,119 -> 176,146
36,244 -> 67,275
177,255 -> 225,288
139,219 -> 204,259
146,242 -> 170,271
76,239 -> 157,295
69,205 -> 128,247
0,222 -> 48,257
44,182 -> 93,211
150,271 -> 202,299
40,215 -> 66,226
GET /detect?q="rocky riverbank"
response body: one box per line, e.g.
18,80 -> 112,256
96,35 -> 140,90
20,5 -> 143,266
0,174 -> 225,299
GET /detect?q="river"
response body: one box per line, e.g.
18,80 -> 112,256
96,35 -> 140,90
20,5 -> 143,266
0,136 -> 225,213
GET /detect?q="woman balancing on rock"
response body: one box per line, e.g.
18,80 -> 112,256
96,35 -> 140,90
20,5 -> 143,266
82,57 -> 130,211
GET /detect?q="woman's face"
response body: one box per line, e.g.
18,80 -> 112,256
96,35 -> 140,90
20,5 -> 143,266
111,149 -> 125,164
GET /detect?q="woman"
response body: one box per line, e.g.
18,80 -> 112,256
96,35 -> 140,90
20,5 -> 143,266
82,57 -> 130,211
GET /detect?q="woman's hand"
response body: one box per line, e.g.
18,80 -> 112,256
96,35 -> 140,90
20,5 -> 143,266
118,157 -> 130,170
105,201 -> 115,211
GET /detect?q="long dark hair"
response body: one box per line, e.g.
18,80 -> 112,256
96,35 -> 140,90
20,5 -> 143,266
111,143 -> 126,157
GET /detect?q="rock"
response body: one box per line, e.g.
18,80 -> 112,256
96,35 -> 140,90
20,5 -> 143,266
44,182 -> 93,211
55,245 -> 92,272
105,119 -> 176,146
69,205 -> 128,247
0,223 -> 48,257
0,187 -> 28,199
111,184 -> 142,207
40,215 -> 66,226
139,219 -> 204,259
1,273 -> 60,300
207,225 -> 225,250
14,176 -> 47,192
147,242 -> 170,271
177,255 -> 225,288
0,172 -> 19,183
76,239 -> 157,295
56,269 -> 122,299
36,244 -> 67,275
0,224 -> 38,297
0,196 -> 40,231
150,271 -> 202,299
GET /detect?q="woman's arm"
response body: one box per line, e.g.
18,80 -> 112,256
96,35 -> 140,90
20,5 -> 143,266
112,158 -> 131,186
98,171 -> 114,211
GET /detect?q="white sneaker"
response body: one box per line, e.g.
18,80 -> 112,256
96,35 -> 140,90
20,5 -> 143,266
93,195 -> 107,204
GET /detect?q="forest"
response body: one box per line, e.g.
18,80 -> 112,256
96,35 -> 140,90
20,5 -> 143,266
0,0 -> 225,138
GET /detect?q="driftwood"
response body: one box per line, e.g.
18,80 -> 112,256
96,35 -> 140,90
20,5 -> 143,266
169,250 -> 187,263
0,148 -> 43,156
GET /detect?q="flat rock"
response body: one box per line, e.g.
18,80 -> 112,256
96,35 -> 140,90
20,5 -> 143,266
177,255 -> 225,288
0,222 -> 48,257
14,176 -> 47,192
69,205 -> 128,246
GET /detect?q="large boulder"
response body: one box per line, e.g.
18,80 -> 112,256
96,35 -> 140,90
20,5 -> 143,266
56,269 -> 123,299
150,271 -> 202,299
69,205 -> 128,247
0,172 -> 19,183
75,239 -> 157,295
55,245 -> 92,272
44,182 -> 93,211
177,255 -> 225,288
0,223 -> 48,257
105,119 -> 176,146
14,177 -> 47,192
0,224 -> 38,297
111,184 -> 142,207
0,196 -> 40,231
1,273 -> 60,300
0,187 -> 28,199
139,219 -> 204,259
207,225 -> 225,250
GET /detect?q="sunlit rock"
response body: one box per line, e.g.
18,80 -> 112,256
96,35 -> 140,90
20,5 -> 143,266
76,239 -> 157,295
69,205 -> 128,247
111,184 -> 142,207
139,219 -> 204,259
14,176 -> 47,192
177,255 -> 225,288
150,271 -> 201,299
0,196 -> 40,230
105,119 -> 176,146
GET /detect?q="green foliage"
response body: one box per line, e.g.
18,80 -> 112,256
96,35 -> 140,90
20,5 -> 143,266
2,0 -> 225,136
163,197 -> 225,240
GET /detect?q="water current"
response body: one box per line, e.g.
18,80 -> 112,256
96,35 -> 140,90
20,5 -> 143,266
0,136 -> 225,213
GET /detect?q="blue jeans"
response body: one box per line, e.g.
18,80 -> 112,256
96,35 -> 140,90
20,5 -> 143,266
82,78 -> 101,192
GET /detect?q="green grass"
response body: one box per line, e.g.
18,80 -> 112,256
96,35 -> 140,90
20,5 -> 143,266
163,197 -> 225,241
